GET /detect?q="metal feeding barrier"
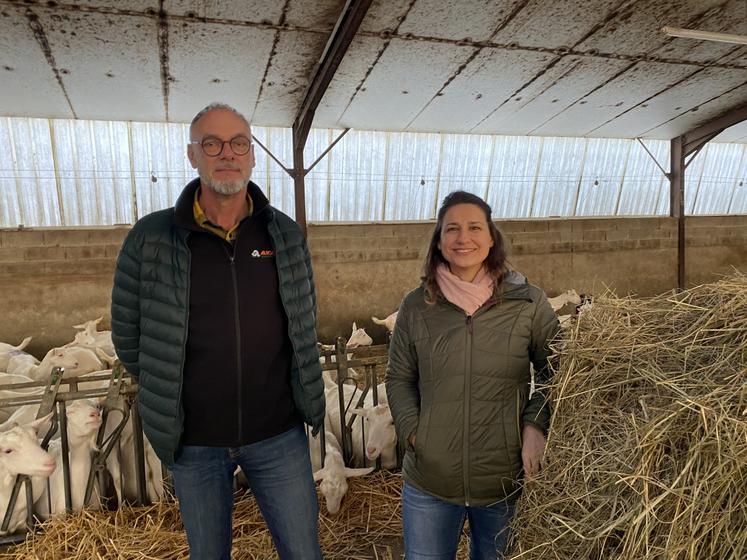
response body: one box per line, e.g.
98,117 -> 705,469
0,363 -> 160,544
317,338 -> 403,471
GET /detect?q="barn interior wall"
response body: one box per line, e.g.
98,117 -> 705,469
1,216 -> 745,356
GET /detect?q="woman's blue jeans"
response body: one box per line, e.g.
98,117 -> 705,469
171,425 -> 322,560
402,482 -> 514,560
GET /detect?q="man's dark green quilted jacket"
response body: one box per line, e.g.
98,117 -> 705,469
110,180 -> 325,467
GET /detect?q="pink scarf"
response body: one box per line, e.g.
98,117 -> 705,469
436,264 -> 494,316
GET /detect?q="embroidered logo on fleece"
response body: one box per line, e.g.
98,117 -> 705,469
251,249 -> 274,258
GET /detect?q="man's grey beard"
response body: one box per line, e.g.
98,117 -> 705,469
200,174 -> 248,196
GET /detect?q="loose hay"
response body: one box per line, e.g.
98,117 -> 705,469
509,275 -> 747,560
0,471 -> 409,559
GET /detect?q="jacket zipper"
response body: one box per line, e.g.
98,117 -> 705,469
516,388 -> 523,446
463,314 -> 473,506
175,232 -> 192,457
222,241 -> 243,442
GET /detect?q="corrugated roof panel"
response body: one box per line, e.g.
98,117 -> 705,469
0,118 -> 60,227
683,142 -> 710,215
531,137 -> 586,217
2,117 -> 746,228
727,146 -> 747,213
575,138 -> 631,216
617,139 -> 669,216
303,129 -> 334,222
691,142 -> 746,215
130,121 -> 193,218
486,135 -> 542,218
328,130 -> 387,221
52,120 -> 98,226
436,133 -> 494,203
264,127 -> 295,218
728,175 -> 747,213
383,132 -> 442,221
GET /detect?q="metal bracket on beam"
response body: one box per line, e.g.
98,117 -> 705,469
635,138 -> 670,178
682,103 -> 747,156
251,128 -> 351,180
252,134 -> 294,177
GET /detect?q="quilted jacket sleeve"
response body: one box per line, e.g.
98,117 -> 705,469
111,228 -> 142,379
523,291 -> 560,434
385,295 -> 421,451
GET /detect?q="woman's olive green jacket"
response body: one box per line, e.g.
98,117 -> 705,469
386,271 -> 559,506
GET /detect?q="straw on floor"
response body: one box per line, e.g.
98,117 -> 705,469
508,274 -> 747,560
0,471 -> 409,560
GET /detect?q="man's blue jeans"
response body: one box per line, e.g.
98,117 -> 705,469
171,425 -> 322,560
402,482 -> 514,560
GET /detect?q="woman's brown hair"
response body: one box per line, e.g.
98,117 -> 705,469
422,190 -> 508,304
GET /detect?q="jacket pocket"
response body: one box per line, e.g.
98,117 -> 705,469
413,407 -> 430,460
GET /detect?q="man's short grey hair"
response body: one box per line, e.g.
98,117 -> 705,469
190,102 -> 250,138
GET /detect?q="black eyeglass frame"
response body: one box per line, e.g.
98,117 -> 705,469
190,135 -> 253,157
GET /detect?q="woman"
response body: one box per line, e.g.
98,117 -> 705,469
386,190 -> 559,560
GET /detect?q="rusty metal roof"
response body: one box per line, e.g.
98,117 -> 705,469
1,0 -> 745,140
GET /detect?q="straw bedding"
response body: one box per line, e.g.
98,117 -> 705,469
3,276 -> 743,559
508,275 -> 747,560
0,471 -> 414,560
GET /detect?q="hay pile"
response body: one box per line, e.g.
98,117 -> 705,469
0,471 -> 408,559
509,275 -> 747,560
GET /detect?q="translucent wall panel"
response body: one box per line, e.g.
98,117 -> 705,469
1,116 -> 745,227
51,119 -> 134,225
690,143 -> 746,214
327,130 -> 387,221
617,139 -> 669,216
0,118 -> 60,227
383,132 -> 442,221
436,133 -> 495,204
575,138 -> 630,216
302,129 -> 333,223
531,137 -> 586,217
487,136 -> 542,218
130,122 -> 192,219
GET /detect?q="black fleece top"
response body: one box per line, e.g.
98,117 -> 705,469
174,182 -> 299,447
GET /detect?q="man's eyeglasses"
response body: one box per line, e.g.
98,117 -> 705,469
191,136 -> 253,157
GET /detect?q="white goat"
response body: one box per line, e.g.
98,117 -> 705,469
324,379 -> 387,468
310,429 -> 372,515
547,289 -> 581,312
346,323 -> 373,348
5,353 -> 39,377
71,369 -> 163,504
371,312 -> 398,333
47,347 -> 104,379
68,318 -> 116,357
35,399 -> 103,519
0,416 -> 56,534
351,403 -> 397,469
0,338 -> 32,372
7,347 -> 80,382
0,375 -> 48,424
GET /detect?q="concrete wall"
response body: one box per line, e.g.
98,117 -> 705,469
1,216 -> 745,356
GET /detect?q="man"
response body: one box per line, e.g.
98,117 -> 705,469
111,103 -> 325,559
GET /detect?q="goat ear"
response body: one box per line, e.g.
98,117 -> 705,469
344,467 -> 374,478
28,413 -> 53,432
352,322 -> 357,331
351,408 -> 368,418
313,468 -> 326,482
